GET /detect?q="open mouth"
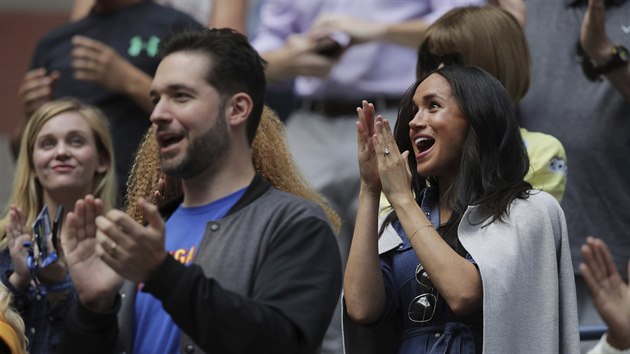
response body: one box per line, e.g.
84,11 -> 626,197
157,132 -> 184,149
414,137 -> 435,153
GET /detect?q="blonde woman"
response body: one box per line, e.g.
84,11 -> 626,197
0,98 -> 116,353
0,282 -> 27,354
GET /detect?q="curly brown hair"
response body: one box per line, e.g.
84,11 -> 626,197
125,106 -> 341,234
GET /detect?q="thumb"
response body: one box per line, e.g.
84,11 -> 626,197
61,212 -> 77,254
401,150 -> 412,177
140,198 -> 164,235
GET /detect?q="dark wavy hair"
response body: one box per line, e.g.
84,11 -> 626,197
158,28 -> 267,144
383,65 -> 531,254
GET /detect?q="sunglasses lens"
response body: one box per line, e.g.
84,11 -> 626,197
408,293 -> 437,322
415,264 -> 433,288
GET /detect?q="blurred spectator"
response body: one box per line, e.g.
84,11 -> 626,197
12,0 -> 200,203
0,282 -> 27,354
519,1 -> 630,349
70,0 -> 248,33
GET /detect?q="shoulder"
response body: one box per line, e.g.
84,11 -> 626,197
136,1 -> 202,27
461,190 -> 565,239
520,128 -> 566,157
508,190 -> 564,222
34,21 -> 83,50
256,187 -> 330,223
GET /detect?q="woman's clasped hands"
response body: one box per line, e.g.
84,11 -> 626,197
356,100 -> 413,207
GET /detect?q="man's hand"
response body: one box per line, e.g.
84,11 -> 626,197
18,68 -> 59,119
95,198 -> 167,283
580,237 -> 630,350
71,35 -> 155,112
62,196 -> 123,313
263,34 -> 336,82
310,14 -> 384,45
71,35 -> 138,93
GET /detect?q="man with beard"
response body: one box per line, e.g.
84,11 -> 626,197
55,28 -> 342,354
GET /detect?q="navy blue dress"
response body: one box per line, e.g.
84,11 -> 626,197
376,189 -> 483,354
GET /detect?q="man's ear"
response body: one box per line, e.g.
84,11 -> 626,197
226,93 -> 253,127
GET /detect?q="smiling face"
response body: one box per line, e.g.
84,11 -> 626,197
32,111 -> 108,199
408,73 -> 470,185
150,51 -> 230,180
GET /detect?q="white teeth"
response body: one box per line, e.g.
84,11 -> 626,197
415,137 -> 429,145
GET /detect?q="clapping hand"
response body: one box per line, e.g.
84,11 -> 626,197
580,237 -> 630,350
62,195 -> 123,313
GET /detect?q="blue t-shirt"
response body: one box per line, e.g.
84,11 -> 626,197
133,187 -> 247,354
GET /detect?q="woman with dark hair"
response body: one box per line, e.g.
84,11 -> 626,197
415,5 -> 567,202
343,66 -> 579,353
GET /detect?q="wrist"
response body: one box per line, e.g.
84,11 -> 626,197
589,41 -> 616,68
388,193 -> 415,211
359,184 -> 382,199
8,272 -> 30,291
82,292 -> 118,314
606,332 -> 630,351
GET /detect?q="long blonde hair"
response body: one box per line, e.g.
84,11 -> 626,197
126,106 -> 341,234
0,282 -> 27,354
0,98 -> 117,249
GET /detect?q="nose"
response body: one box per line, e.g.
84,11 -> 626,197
55,142 -> 70,160
409,109 -> 427,130
150,98 -> 172,126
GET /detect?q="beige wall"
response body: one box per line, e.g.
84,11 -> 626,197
0,0 -> 75,136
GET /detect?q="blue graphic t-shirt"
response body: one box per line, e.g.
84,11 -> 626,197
133,187 -> 247,354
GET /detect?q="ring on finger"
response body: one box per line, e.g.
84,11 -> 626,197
384,146 -> 391,156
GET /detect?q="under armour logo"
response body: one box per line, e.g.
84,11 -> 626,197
622,25 -> 630,34
128,36 -> 160,57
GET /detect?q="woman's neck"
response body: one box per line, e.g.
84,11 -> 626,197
42,188 -> 90,219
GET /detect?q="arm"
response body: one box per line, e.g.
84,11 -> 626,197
55,297 -> 119,354
71,36 -> 154,113
69,0 -> 94,21
580,0 -> 630,99
143,217 -> 341,353
373,117 -> 482,315
309,14 -> 430,48
260,34 -> 336,83
488,0 -> 526,28
211,0 -> 248,33
344,101 -> 387,324
56,196 -> 124,353
580,237 -> 630,352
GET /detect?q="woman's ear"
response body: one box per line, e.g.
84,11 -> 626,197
226,92 -> 253,127
96,153 -> 109,174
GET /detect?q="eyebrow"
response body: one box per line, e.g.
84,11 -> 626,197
149,83 -> 196,97
36,130 -> 89,142
422,93 -> 444,101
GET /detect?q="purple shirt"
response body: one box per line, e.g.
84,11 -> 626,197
252,0 -> 483,100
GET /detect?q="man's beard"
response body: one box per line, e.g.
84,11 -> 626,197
160,112 -> 230,180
